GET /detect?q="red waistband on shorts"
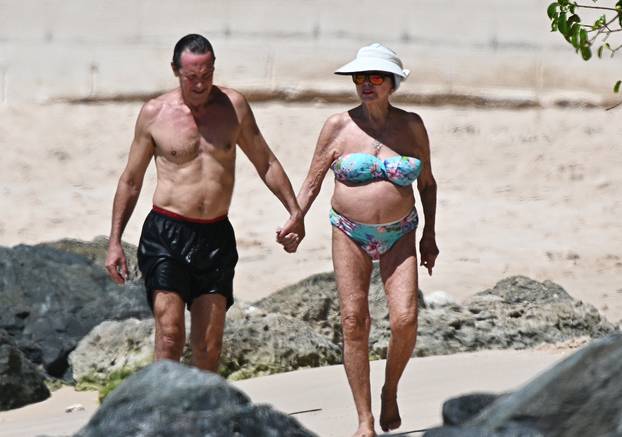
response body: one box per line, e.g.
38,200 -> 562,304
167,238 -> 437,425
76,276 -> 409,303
152,205 -> 228,224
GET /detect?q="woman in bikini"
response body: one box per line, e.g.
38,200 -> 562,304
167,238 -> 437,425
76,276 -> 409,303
296,43 -> 439,437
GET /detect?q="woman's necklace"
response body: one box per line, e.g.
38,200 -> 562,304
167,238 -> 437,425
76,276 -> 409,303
372,139 -> 383,156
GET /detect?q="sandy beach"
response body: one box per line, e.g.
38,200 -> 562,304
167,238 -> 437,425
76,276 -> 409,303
0,348 -> 574,437
1,101 -> 621,322
2,99 -> 620,435
2,1 -> 621,435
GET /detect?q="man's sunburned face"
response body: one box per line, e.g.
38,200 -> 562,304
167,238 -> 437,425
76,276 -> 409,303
175,51 -> 215,105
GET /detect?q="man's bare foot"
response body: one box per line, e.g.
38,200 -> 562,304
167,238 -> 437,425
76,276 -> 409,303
380,387 -> 401,432
352,418 -> 376,437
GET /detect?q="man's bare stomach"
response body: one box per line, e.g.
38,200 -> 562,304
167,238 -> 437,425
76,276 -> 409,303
152,181 -> 234,220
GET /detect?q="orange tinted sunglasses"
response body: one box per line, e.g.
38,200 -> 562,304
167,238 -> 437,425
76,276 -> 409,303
352,72 -> 389,86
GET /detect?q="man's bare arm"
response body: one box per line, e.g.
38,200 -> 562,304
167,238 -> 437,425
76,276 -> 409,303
411,113 -> 439,275
234,93 -> 304,251
105,102 -> 157,283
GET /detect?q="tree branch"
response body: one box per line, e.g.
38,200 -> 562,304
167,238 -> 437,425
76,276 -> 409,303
574,4 -> 618,11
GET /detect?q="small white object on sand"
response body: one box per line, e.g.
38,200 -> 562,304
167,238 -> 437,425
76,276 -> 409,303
65,404 -> 85,414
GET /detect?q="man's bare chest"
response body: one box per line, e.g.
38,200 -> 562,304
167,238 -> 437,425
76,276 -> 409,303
151,113 -> 239,162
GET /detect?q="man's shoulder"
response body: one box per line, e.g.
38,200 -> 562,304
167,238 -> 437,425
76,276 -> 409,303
215,85 -> 248,108
139,90 -> 180,122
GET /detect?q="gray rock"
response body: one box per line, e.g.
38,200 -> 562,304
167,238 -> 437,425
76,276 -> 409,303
42,236 -> 141,281
69,318 -> 155,385
0,242 -> 151,378
0,329 -> 50,411
412,275 -> 616,358
424,424 -> 544,436
257,273 -> 615,360
254,265 -> 426,354
442,393 -> 503,426
71,304 -> 342,385
74,360 -> 315,437
426,333 -> 622,437
426,290 -> 458,309
221,304 -> 342,379
473,332 -> 622,436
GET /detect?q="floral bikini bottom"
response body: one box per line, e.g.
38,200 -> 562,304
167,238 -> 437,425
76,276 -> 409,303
329,206 -> 419,260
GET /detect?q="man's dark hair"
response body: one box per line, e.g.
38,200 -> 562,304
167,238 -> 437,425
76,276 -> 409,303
172,34 -> 215,70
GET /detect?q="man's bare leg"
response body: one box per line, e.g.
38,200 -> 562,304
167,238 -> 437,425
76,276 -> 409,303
378,230 -> 419,432
190,294 -> 227,371
153,290 -> 186,361
332,229 -> 376,437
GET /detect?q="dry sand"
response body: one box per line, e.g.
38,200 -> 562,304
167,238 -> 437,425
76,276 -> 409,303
0,387 -> 98,437
2,2 -> 621,435
1,91 -> 621,437
1,100 -> 621,321
0,349 -> 573,437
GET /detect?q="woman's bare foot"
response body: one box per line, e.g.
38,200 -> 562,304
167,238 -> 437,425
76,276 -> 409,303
352,417 -> 376,437
379,387 -> 401,432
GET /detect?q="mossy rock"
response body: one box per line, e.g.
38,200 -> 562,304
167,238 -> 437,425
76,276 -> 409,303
76,362 -> 151,402
41,236 -> 141,281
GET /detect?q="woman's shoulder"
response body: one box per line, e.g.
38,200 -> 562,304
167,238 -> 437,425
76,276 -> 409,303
322,111 -> 351,133
390,106 -> 424,125
393,109 -> 427,139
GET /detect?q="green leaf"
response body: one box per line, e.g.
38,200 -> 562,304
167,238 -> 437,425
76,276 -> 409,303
547,2 -> 559,18
569,3 -> 576,14
579,28 -> 588,45
558,12 -> 569,35
598,45 -> 604,58
581,46 -> 592,61
573,23 -> 581,35
565,23 -> 577,43
615,80 -> 621,93
571,26 -> 580,47
568,14 -> 580,26
593,15 -> 606,29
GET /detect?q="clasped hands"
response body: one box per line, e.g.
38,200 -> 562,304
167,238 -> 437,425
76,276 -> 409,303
275,213 -> 305,253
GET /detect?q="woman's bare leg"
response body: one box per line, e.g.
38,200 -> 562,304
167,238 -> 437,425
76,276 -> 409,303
378,230 -> 419,432
332,228 -> 376,437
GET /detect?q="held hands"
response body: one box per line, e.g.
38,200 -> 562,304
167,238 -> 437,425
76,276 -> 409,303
419,234 -> 439,276
105,242 -> 129,284
276,213 -> 305,253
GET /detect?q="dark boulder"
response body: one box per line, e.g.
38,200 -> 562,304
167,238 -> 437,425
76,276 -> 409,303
74,360 -> 316,437
0,329 -> 50,411
424,424 -> 543,436
442,393 -> 503,426
0,242 -> 151,378
425,333 -> 622,437
42,236 -> 141,281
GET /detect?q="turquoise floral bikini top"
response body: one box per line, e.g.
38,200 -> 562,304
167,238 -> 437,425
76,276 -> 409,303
331,153 -> 422,187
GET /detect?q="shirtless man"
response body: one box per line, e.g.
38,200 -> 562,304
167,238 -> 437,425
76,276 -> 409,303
104,34 -> 304,371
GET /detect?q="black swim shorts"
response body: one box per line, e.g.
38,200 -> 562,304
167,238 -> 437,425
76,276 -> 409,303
137,206 -> 238,311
